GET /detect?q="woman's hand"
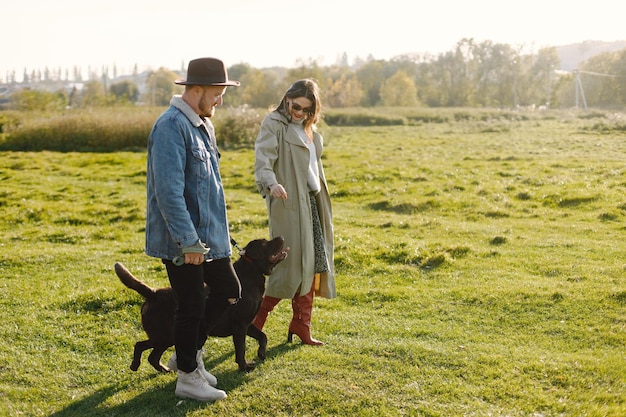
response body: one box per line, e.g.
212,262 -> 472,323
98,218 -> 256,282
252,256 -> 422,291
269,183 -> 288,199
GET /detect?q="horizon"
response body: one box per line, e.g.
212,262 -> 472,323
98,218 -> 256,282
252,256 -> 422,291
2,0 -> 624,82
2,39 -> 624,85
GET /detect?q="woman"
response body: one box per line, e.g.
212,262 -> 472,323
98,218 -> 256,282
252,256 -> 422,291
252,79 -> 336,345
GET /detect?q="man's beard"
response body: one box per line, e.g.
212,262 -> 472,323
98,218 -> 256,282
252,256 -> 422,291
199,107 -> 215,118
198,99 -> 215,118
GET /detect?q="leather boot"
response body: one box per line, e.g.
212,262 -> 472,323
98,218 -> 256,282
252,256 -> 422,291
252,295 -> 281,331
288,284 -> 324,345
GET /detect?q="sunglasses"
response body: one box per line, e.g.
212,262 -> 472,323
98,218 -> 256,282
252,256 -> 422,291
290,102 -> 313,115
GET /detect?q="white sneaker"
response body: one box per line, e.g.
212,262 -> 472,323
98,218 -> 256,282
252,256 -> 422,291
194,349 -> 219,387
167,349 -> 218,387
175,369 -> 227,402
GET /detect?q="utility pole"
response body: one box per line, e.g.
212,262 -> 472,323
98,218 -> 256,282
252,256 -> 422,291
546,64 -> 553,108
512,59 -> 518,108
573,70 -> 587,109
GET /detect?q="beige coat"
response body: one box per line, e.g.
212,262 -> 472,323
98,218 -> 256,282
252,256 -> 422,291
254,112 -> 336,299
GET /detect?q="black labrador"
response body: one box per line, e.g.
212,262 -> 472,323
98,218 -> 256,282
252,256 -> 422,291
114,236 -> 288,372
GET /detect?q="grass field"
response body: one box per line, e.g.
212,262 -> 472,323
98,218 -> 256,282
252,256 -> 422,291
0,109 -> 625,416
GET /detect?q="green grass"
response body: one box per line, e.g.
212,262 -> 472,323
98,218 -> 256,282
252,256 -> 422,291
0,109 -> 625,416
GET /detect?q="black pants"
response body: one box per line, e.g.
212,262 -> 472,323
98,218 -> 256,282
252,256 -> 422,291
164,257 -> 241,372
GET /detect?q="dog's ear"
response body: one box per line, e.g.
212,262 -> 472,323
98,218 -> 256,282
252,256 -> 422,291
241,240 -> 265,259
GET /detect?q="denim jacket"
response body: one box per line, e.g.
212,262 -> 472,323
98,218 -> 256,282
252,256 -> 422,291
145,95 -> 231,261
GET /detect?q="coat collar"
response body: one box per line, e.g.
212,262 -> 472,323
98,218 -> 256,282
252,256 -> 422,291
269,109 -> 290,127
170,95 -> 217,151
170,94 -> 214,130
269,110 -> 320,145
170,95 -> 206,128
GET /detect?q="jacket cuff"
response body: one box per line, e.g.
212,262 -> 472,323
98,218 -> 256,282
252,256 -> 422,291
181,240 -> 210,254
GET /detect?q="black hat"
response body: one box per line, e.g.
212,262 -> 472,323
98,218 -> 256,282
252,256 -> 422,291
175,57 -> 240,86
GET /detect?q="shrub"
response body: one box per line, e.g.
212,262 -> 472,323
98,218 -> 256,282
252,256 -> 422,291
406,113 -> 449,124
0,112 -> 20,134
0,108 -> 159,152
9,88 -> 68,112
0,105 -> 264,152
214,105 -> 263,149
323,111 -> 405,126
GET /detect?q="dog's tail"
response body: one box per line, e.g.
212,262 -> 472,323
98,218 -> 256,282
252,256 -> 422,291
114,262 -> 156,300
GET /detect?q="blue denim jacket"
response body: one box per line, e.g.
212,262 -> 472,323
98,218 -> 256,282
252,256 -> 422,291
145,95 -> 231,261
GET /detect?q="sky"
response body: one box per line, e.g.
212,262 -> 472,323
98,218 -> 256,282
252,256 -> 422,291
1,0 -> 624,81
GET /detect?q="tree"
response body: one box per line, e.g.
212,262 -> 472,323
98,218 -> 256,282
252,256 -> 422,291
285,61 -> 326,88
576,50 -> 626,108
73,66 -> 82,82
532,47 -> 560,107
336,52 -> 349,67
470,41 -> 516,107
356,60 -> 386,106
612,49 -> 626,106
326,74 -> 363,108
110,80 -> 139,103
10,88 -> 68,111
221,63 -> 251,106
5,38 -> 622,110
238,68 -> 281,108
379,71 -> 419,106
143,68 -> 179,106
80,80 -> 109,107
435,47 -> 471,107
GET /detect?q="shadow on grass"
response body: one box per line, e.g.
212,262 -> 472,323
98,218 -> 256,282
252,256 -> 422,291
45,341 -> 301,417
206,339 -> 302,387
45,379 -> 205,417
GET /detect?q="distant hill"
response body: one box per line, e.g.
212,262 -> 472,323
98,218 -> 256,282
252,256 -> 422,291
556,40 -> 626,71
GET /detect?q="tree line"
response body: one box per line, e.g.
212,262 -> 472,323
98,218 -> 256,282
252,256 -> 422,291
4,38 -> 626,111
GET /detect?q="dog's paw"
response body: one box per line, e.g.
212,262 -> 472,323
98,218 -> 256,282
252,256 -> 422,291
256,341 -> 267,361
130,360 -> 140,372
239,361 -> 257,373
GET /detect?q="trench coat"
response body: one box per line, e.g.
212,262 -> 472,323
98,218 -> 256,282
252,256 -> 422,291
254,111 -> 336,299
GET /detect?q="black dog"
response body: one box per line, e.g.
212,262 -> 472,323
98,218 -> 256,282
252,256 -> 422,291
114,236 -> 288,373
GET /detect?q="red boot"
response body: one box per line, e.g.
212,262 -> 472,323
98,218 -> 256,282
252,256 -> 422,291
252,295 -> 281,331
288,285 -> 324,345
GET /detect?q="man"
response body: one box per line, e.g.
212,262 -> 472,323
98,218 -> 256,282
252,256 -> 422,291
145,57 -> 241,401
